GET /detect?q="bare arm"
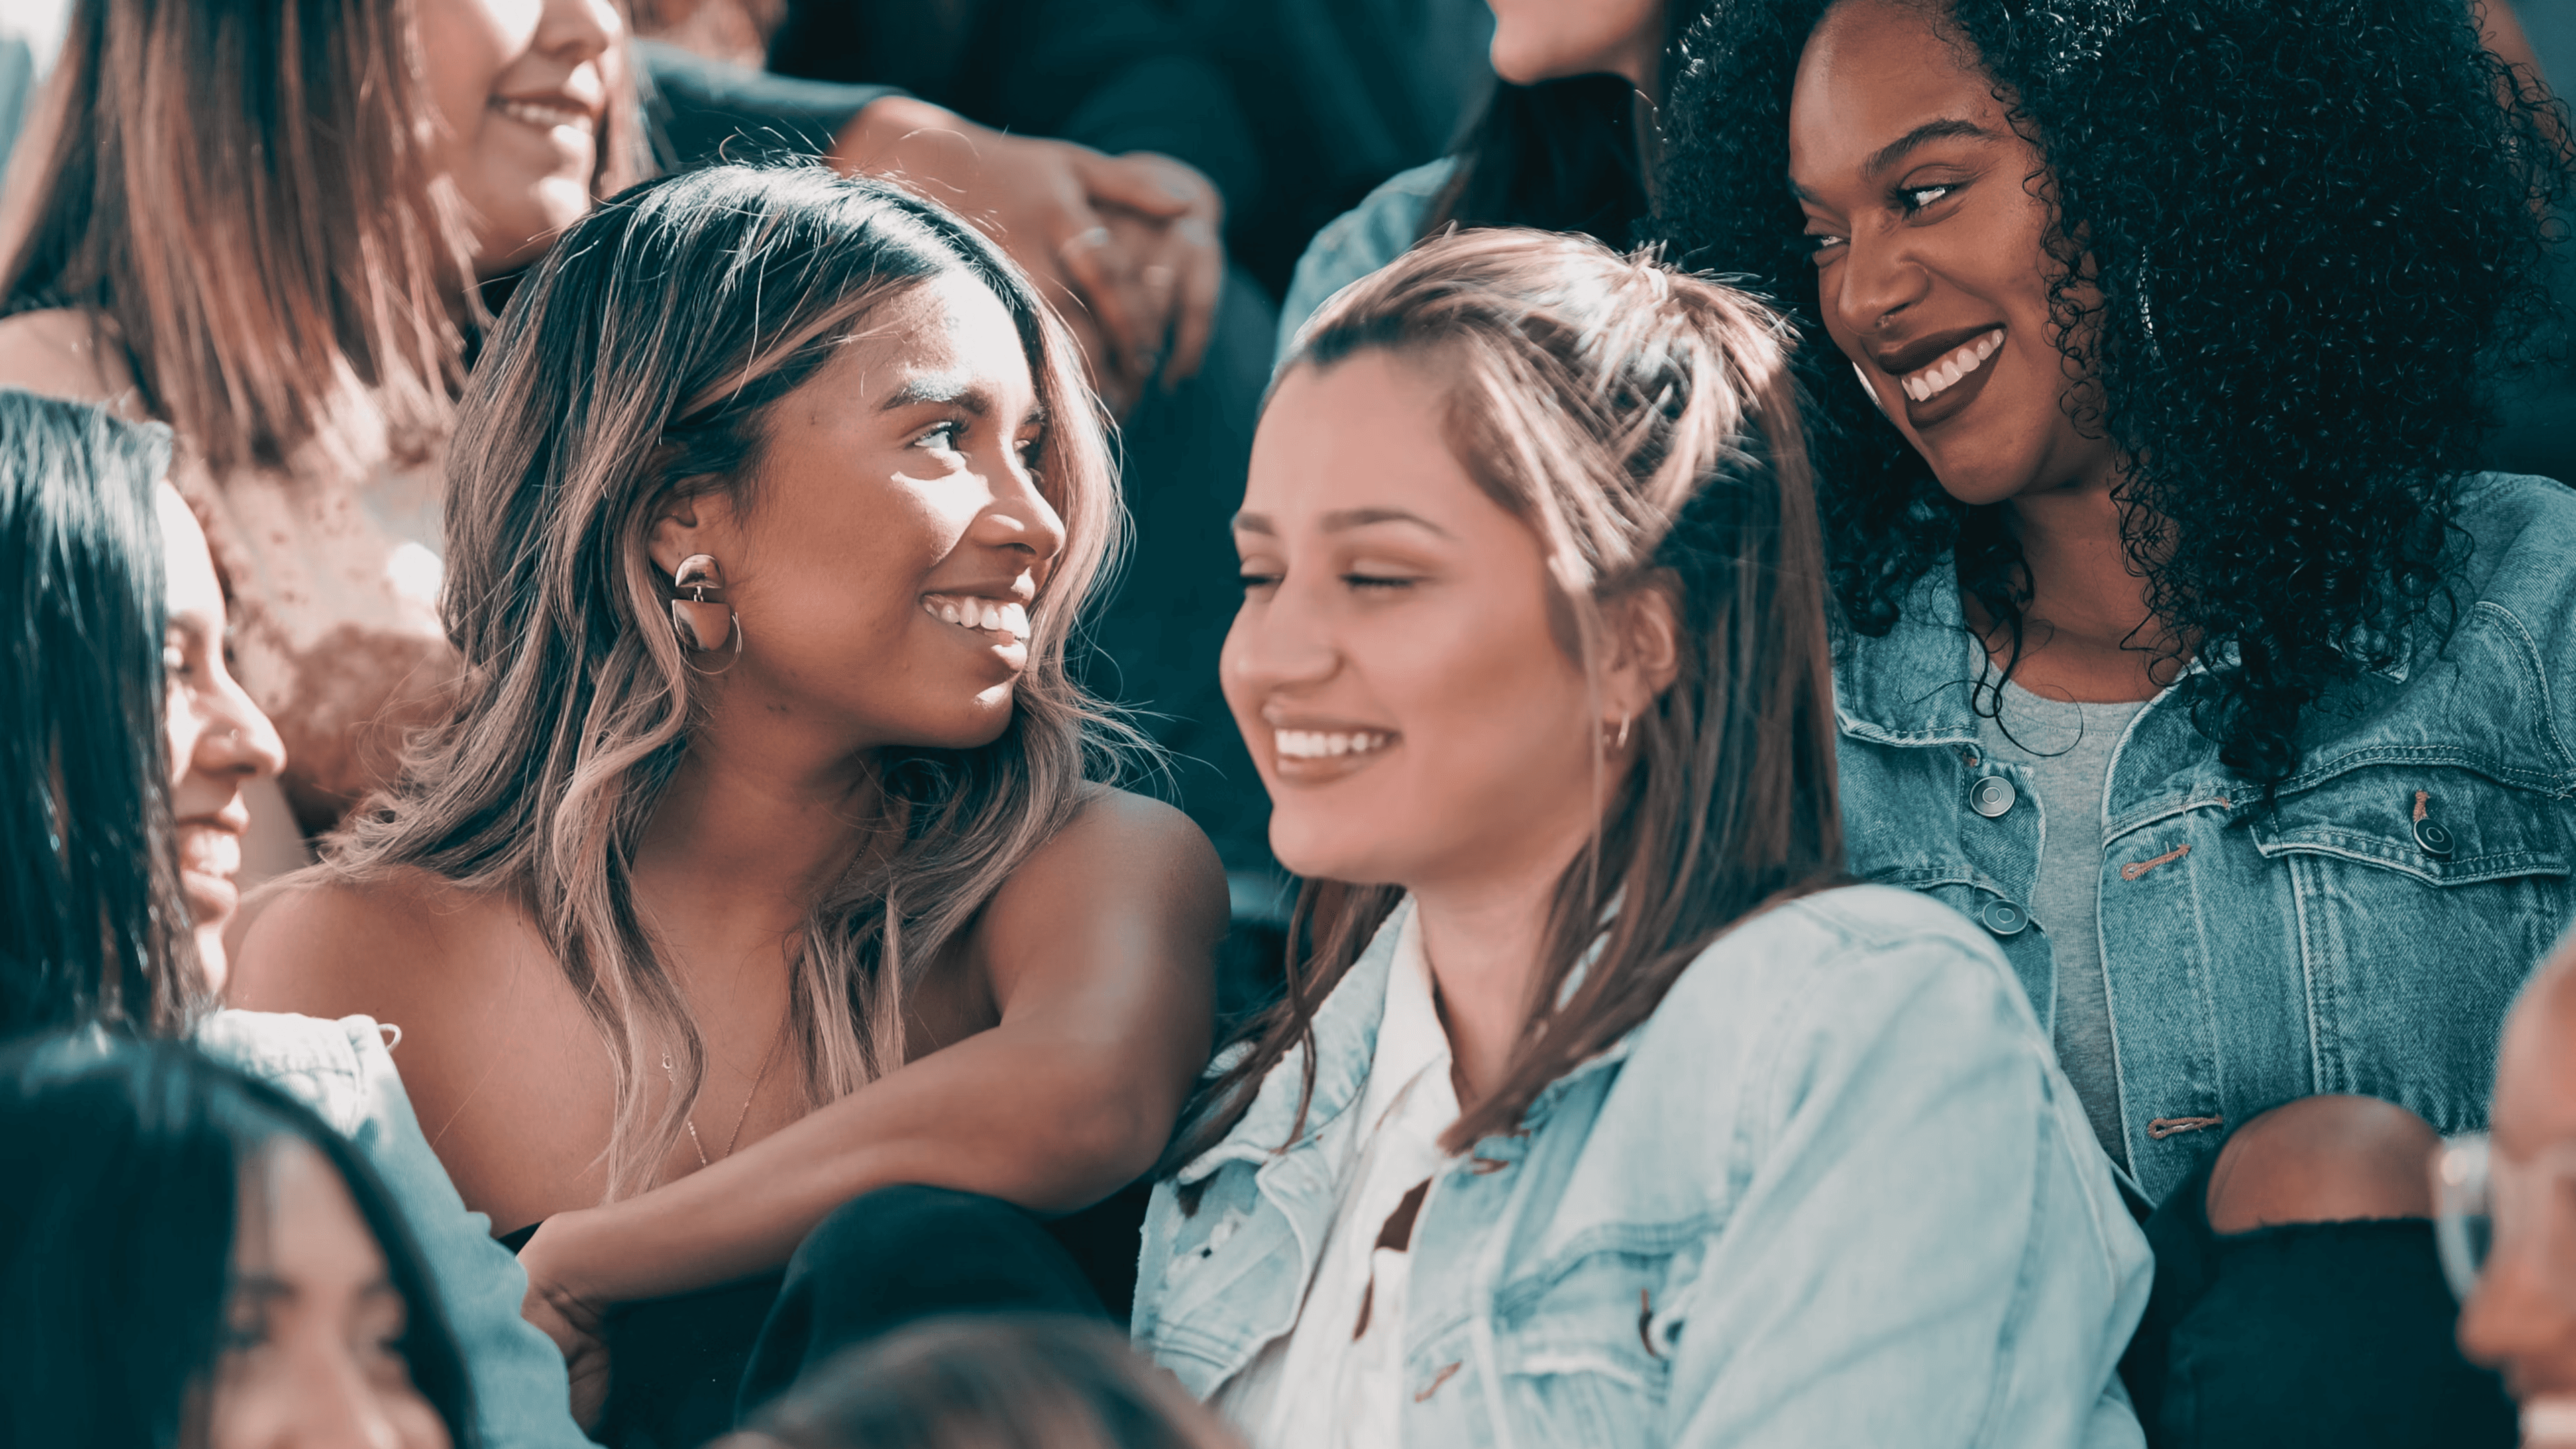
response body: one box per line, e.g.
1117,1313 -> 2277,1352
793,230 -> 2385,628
523,789 -> 1224,1303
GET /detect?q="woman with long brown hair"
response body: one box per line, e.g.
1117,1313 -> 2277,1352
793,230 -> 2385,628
231,163 -> 1226,1446
1133,227 -> 2151,1445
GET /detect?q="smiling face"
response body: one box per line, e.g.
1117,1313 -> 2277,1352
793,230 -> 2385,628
199,1138 -> 450,1449
1226,351 -> 1609,892
1788,0 -> 2119,506
158,486 -> 287,987
415,0 -> 620,275
653,272 -> 1063,755
1486,0 -> 1666,88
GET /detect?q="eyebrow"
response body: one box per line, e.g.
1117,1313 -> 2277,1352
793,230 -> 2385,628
1229,507 -> 1454,539
1865,117 -> 1998,178
879,372 -> 1047,430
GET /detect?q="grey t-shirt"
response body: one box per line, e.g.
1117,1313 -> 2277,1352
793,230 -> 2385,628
1974,680 -> 2149,1172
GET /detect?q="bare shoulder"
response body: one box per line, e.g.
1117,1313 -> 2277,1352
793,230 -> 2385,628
227,865 -> 528,1026
0,307 -> 140,407
973,786 -> 1228,1002
1005,786 -> 1228,920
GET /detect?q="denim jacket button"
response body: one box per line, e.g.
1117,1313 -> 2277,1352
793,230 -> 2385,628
1969,775 -> 2018,818
1979,898 -> 2030,936
2413,818 -> 2457,858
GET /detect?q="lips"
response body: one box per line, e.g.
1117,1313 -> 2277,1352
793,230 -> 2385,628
920,593 -> 1030,641
488,95 -> 598,137
1261,720 -> 1400,785
175,821 -> 242,921
1866,323 -> 2008,433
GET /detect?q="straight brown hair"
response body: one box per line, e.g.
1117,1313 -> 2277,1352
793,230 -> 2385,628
0,0 -> 649,481
1173,228 -> 1845,1169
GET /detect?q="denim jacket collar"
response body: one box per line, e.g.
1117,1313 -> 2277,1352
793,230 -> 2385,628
1833,571 -> 1986,747
1175,898 -> 1415,1187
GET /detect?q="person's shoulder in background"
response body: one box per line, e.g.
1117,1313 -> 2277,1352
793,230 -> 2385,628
1272,155 -> 1458,369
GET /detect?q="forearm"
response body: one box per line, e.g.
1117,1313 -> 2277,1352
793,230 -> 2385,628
535,1028 -> 1178,1305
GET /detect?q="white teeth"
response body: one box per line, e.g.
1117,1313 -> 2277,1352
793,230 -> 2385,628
920,594 -> 1031,640
1900,329 -> 2004,404
1273,729 -> 1394,761
493,99 -> 596,134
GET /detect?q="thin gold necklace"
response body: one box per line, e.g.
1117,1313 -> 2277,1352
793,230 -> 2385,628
660,1024 -> 786,1171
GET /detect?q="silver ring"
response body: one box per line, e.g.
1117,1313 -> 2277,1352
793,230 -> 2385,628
1058,225 -> 1112,257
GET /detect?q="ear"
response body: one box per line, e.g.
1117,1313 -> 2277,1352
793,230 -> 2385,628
1601,580 -> 1682,726
645,489 -> 735,580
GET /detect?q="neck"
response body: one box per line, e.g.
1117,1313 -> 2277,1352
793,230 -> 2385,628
1976,467 -> 2176,702
629,691 -> 890,945
1407,820 -> 1598,1104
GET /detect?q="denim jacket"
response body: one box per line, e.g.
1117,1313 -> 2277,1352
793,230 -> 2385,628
1274,156 -> 1455,369
1135,886 -> 2153,1448
197,1010 -> 588,1449
1837,472 -> 2576,1207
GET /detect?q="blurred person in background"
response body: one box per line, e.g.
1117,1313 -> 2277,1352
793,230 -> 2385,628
1275,0 -> 1684,357
2447,930 -> 2576,1448
718,1314 -> 1242,1449
231,165 -> 1225,1448
0,387 -> 590,1449
0,1036 -> 475,1449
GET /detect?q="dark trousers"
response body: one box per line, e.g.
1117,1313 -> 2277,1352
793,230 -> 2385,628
2118,1157 -> 2517,1448
593,1184 -> 1134,1449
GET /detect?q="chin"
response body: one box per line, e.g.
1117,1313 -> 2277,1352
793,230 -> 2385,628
1266,810 -> 1404,888
194,926 -> 229,991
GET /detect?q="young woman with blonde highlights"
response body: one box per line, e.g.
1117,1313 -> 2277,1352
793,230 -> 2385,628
1133,227 -> 2150,1446
231,164 -> 1226,1445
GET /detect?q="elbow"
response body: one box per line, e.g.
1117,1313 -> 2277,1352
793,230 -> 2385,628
1016,1069 -> 1185,1216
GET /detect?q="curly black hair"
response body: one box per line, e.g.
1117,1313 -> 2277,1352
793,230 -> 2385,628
1654,0 -> 2571,784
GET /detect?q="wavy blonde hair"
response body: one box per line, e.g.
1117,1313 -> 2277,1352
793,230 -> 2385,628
329,165 -> 1133,1197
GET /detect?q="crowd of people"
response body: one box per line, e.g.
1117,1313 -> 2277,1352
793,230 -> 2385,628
0,0 -> 2571,1446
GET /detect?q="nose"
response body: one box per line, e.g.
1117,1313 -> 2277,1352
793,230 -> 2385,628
1831,225 -> 1930,340
193,674 -> 288,788
972,450 -> 1068,573
1221,567 -> 1340,711
535,0 -> 619,68
2456,1238 -> 2576,1397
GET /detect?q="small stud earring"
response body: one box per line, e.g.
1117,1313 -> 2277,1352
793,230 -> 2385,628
667,553 -> 741,662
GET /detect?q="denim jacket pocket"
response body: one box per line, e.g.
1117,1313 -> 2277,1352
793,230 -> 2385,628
1491,1241 -> 1689,1443
2250,763 -> 2573,1128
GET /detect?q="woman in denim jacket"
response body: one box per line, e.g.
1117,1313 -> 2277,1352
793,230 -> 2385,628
0,390 -> 588,1449
1134,229 -> 2152,1446
1657,1 -> 2574,1442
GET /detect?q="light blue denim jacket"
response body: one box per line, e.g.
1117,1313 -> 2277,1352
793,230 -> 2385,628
1135,886 -> 2153,1448
197,1010 -> 588,1449
1274,157 -> 1456,369
1837,472 -> 2576,1207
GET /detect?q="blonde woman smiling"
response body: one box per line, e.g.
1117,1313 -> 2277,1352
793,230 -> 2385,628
233,165 -> 1226,1446
1134,229 -> 2151,1446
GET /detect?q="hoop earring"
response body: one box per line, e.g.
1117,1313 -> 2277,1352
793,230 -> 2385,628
1605,715 -> 1632,751
667,553 -> 742,667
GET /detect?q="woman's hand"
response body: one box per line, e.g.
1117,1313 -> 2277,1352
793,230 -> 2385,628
515,1217 -> 613,1431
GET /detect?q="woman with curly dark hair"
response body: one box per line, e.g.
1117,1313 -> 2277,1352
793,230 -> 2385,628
1656,1 -> 2573,1444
